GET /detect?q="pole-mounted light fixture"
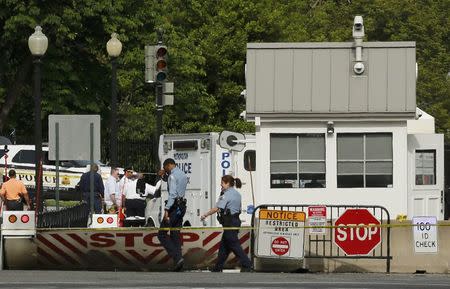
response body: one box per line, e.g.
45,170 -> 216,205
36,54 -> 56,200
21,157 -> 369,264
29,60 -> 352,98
28,26 -> 48,56
28,25 -> 48,213
106,33 -> 122,166
106,33 -> 122,58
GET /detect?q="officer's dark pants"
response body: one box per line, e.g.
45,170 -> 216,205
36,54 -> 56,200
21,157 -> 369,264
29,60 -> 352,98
158,209 -> 183,263
125,199 -> 146,217
83,193 -> 102,214
6,199 -> 23,211
215,216 -> 252,270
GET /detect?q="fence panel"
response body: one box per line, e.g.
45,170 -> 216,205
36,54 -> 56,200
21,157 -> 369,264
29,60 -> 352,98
36,202 -> 89,228
251,204 -> 392,273
102,139 -> 158,173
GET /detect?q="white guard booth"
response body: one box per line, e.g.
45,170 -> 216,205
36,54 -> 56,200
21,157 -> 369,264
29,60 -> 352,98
244,21 -> 444,220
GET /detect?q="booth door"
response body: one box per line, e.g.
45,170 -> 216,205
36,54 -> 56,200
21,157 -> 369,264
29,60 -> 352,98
407,134 -> 444,220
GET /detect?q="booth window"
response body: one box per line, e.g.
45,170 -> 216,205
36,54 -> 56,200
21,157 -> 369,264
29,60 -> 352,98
270,134 -> 325,188
415,150 -> 436,185
337,133 -> 392,188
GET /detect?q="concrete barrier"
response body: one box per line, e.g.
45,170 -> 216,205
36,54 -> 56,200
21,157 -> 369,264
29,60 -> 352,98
305,220 -> 450,273
2,228 -> 250,271
1,222 -> 449,273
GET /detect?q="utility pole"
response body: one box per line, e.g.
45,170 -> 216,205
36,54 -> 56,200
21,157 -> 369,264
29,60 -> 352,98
154,29 -> 167,168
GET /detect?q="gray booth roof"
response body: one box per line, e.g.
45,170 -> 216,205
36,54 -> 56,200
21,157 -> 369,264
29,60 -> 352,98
246,41 -> 416,120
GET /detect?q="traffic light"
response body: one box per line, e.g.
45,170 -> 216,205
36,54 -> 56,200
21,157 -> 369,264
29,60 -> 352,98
155,44 -> 168,82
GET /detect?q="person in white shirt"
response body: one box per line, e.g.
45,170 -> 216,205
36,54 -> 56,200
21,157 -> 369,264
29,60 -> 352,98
104,167 -> 120,212
123,173 -> 161,218
119,167 -> 134,194
118,167 -> 134,208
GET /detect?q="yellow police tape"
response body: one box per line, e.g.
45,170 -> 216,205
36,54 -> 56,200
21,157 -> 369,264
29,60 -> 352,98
10,221 -> 445,232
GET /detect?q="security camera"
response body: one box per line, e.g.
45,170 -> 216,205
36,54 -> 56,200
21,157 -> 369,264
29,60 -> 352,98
240,89 -> 246,98
353,62 -> 365,75
327,121 -> 334,134
352,16 -> 364,38
354,20 -> 363,30
239,110 -> 246,119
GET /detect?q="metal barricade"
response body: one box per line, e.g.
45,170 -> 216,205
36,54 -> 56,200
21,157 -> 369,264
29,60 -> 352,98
36,202 -> 89,228
251,204 -> 392,273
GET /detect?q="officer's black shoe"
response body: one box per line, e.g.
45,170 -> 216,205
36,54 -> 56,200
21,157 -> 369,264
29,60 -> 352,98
210,267 -> 222,272
240,267 -> 254,273
173,258 -> 184,272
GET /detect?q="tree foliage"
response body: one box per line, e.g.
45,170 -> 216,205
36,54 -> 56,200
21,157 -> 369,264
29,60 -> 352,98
0,0 -> 449,145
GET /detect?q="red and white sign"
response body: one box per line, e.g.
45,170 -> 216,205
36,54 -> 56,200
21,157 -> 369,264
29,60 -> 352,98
256,209 -> 305,259
271,237 -> 290,256
1,210 -> 36,236
334,209 -> 381,255
308,206 -> 327,234
90,214 -> 118,228
30,229 -> 250,270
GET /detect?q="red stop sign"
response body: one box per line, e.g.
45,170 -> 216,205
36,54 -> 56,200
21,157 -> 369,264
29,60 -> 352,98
334,209 -> 381,255
271,237 -> 290,256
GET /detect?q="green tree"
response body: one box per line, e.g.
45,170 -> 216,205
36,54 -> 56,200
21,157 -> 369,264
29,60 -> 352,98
0,0 -> 448,146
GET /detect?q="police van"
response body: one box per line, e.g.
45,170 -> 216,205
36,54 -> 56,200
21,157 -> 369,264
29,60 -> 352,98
145,132 -> 256,227
0,144 -> 112,200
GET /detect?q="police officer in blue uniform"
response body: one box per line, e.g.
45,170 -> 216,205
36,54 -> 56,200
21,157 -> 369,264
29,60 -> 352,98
201,175 -> 253,272
158,158 -> 188,272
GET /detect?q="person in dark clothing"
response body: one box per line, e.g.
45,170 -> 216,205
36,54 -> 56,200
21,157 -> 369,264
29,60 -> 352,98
157,158 -> 188,272
201,175 -> 253,272
79,164 -> 104,213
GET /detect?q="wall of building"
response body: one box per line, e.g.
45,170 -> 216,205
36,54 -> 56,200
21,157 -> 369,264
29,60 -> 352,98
407,108 -> 435,134
255,120 -> 409,218
246,42 -> 416,117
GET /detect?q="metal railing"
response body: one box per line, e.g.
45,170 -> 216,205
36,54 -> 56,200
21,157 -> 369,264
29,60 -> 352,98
102,139 -> 158,173
36,202 -> 89,228
251,204 -> 392,273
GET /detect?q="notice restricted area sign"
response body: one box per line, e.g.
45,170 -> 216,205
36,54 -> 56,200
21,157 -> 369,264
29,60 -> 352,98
256,209 -> 306,259
412,216 -> 438,254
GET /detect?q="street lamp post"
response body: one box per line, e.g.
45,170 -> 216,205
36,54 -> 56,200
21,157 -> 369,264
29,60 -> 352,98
106,33 -> 122,167
28,26 -> 48,213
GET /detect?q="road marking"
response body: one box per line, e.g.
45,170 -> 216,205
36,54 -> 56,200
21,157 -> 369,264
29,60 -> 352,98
222,269 -> 240,273
249,281 -> 450,287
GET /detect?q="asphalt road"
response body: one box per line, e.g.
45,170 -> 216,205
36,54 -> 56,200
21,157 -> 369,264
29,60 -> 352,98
0,270 -> 448,289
